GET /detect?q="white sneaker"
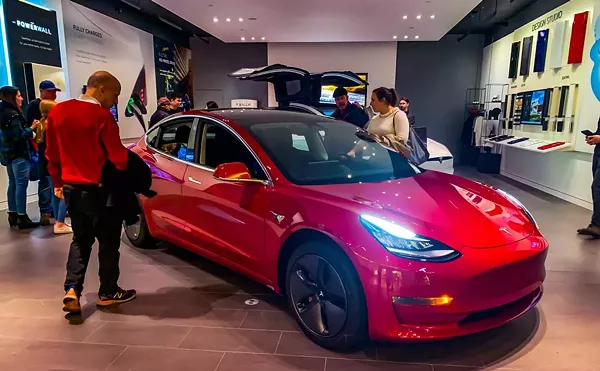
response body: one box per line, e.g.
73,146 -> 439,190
54,223 -> 73,235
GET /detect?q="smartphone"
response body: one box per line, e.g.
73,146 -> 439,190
582,130 -> 595,136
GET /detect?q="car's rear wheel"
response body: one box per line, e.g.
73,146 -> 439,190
285,241 -> 367,350
123,208 -> 156,249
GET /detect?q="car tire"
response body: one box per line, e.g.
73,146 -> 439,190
285,240 -> 368,350
123,207 -> 156,249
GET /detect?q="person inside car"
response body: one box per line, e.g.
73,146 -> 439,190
331,87 -> 369,129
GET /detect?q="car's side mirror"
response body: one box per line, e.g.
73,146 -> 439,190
213,162 -> 270,185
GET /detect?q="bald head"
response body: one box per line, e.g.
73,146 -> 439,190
85,71 -> 121,109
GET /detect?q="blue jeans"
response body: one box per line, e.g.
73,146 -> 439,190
38,175 -> 54,216
41,176 -> 67,223
7,158 -> 30,215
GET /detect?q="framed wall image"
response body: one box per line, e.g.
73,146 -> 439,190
520,36 -> 533,76
533,29 -> 549,72
508,41 -> 521,79
568,11 -> 589,64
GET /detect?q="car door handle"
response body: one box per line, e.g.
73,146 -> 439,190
188,177 -> 202,185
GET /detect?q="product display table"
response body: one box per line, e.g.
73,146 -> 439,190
484,136 -> 573,153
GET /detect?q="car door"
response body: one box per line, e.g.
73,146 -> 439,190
180,118 -> 271,273
230,64 -> 311,105
311,71 -> 369,106
138,117 -> 199,241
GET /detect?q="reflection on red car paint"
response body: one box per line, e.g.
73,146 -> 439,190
127,109 -> 547,347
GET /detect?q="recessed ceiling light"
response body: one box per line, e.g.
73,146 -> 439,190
251,37 -> 255,40
239,17 -> 244,22
213,17 -> 218,22
416,14 -> 422,20
226,18 -> 231,22
261,37 -> 266,40
393,35 -> 397,39
403,15 -> 408,20
430,14 -> 435,19
241,36 -> 245,41
415,35 -> 420,39
404,35 -> 408,39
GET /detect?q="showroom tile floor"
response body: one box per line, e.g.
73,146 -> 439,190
0,167 -> 599,370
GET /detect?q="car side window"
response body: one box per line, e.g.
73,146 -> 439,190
152,119 -> 197,162
146,127 -> 159,148
201,122 -> 267,180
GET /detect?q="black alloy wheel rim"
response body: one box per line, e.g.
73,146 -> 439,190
289,254 -> 348,338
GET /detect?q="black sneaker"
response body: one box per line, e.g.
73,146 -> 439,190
96,288 -> 136,307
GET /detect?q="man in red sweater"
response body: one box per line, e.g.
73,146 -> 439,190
46,71 -> 136,313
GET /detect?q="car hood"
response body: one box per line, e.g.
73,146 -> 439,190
304,171 -> 534,249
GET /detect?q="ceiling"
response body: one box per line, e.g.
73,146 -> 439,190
151,0 -> 483,43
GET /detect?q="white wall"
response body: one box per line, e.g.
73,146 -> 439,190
267,42 -> 397,107
481,0 -> 599,210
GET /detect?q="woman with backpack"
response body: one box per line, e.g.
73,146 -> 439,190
0,86 -> 39,229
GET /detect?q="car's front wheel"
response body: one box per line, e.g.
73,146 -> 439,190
285,241 -> 367,350
123,208 -> 156,249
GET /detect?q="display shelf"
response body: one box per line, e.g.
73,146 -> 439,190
484,136 -> 573,153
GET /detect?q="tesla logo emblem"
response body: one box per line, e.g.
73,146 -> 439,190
499,227 -> 511,235
271,211 -> 285,224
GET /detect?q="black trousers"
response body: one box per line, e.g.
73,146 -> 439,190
592,154 -> 600,226
63,185 -> 122,296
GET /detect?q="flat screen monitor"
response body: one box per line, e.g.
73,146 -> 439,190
319,74 -> 368,106
521,90 -> 546,125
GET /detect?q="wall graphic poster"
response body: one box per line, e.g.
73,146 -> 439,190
61,0 -> 157,138
2,0 -> 61,98
153,36 -> 194,110
591,16 -> 600,101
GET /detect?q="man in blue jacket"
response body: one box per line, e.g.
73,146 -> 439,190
331,87 -> 369,129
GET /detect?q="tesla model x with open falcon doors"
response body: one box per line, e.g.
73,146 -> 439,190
126,108 -> 547,350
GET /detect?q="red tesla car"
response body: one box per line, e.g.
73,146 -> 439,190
126,109 -> 547,350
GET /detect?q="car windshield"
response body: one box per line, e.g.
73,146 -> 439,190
248,120 -> 422,185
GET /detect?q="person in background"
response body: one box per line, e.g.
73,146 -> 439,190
331,87 -> 369,129
26,81 -> 61,225
206,101 -> 219,109
579,121 -> 600,237
36,100 -> 71,234
348,87 -> 410,157
149,92 -> 182,128
25,80 -> 61,126
46,71 -> 136,314
399,97 -> 416,127
0,86 -> 39,229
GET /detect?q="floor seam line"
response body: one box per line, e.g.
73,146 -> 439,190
102,345 -> 128,371
274,331 -> 284,354
238,311 -> 249,328
213,352 -> 226,371
176,326 -> 193,349
81,321 -> 106,343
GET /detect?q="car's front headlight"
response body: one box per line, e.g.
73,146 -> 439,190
495,189 -> 539,230
360,215 -> 461,262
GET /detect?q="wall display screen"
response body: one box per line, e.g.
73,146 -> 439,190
153,36 -> 194,110
511,93 -> 523,126
534,29 -> 549,72
520,36 -> 533,76
568,11 -> 589,64
2,0 -> 61,100
520,90 -> 547,125
508,42 -> 521,79
319,74 -> 368,106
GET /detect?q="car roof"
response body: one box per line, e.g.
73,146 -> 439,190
185,108 -> 334,128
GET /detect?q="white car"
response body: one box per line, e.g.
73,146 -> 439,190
230,65 -> 455,174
